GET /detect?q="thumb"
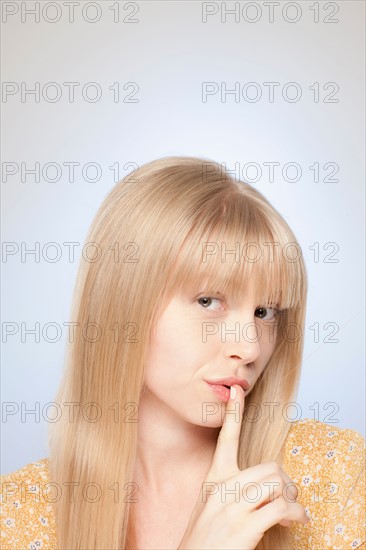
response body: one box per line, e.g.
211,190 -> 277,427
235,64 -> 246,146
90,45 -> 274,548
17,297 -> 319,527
207,384 -> 245,479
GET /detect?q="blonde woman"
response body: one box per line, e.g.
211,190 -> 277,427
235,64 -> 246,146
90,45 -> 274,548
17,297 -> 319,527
1,156 -> 365,550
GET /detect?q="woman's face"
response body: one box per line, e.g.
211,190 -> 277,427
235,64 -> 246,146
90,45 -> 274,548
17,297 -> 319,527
142,277 -> 280,428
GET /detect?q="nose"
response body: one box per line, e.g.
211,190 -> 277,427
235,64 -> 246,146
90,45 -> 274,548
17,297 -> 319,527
222,317 -> 261,364
227,339 -> 260,365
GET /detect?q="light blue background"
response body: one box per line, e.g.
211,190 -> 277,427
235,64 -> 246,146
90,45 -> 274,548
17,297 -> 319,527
2,1 -> 365,475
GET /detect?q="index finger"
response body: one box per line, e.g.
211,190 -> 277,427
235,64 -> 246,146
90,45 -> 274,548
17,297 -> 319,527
207,384 -> 245,480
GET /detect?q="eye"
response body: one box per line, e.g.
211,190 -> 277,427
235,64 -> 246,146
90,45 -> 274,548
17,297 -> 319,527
196,295 -> 281,320
255,306 -> 279,321
197,296 -> 223,311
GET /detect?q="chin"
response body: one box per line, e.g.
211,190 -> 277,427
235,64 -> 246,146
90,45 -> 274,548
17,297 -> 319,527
194,403 -> 228,428
201,417 -> 226,428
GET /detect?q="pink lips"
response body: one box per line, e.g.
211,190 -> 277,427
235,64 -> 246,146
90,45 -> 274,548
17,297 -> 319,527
204,377 -> 250,392
204,377 -> 251,403
205,382 -> 231,402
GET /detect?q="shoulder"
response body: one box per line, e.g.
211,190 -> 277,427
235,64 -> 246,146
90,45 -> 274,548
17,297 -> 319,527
283,417 -> 365,511
0,458 -> 58,549
1,457 -> 52,485
284,416 -> 365,467
282,418 -> 366,549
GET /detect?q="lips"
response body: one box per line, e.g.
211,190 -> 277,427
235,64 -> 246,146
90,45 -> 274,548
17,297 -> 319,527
204,378 -> 251,403
205,382 -> 231,402
204,377 -> 251,392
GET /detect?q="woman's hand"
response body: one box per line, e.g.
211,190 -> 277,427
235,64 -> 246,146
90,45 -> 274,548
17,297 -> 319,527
177,384 -> 309,550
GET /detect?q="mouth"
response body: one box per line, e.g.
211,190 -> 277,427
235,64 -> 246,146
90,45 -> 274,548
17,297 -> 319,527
204,377 -> 251,392
219,383 -> 248,393
205,382 -> 232,402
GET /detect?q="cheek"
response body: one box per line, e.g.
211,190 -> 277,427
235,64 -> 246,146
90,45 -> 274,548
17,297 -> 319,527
258,324 -> 277,363
260,321 -> 278,347
144,321 -> 195,390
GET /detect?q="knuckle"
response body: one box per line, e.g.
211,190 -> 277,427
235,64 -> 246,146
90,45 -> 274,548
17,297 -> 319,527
268,460 -> 281,473
270,474 -> 284,488
285,482 -> 298,500
274,496 -> 288,515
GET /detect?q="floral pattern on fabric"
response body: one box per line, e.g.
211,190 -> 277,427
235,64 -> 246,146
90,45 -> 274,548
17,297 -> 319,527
1,418 -> 365,549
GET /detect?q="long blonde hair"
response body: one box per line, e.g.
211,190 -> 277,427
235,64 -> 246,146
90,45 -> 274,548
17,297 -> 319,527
48,156 -> 308,549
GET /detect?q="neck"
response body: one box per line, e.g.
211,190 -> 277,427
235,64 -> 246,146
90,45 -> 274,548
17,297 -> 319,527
133,388 -> 220,497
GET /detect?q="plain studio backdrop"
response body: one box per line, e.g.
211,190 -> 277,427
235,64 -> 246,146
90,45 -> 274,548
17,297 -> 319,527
1,1 -> 365,474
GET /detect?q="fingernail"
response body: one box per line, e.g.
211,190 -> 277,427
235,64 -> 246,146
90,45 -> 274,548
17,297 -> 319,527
230,386 -> 237,400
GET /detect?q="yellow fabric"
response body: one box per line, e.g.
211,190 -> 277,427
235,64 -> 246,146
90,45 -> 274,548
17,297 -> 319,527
284,418 -> 365,549
1,418 -> 365,549
1,458 -> 58,549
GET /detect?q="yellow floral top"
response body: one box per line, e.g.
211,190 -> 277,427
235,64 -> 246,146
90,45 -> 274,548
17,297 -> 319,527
1,418 -> 365,549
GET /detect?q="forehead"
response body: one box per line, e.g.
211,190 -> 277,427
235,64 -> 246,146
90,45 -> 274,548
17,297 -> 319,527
164,238 -> 288,309
158,191 -> 306,313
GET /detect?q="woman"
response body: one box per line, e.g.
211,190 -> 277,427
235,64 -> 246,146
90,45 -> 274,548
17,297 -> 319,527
1,156 -> 365,549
